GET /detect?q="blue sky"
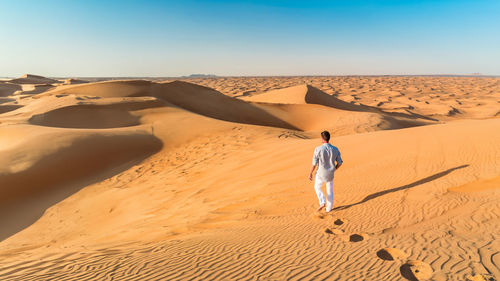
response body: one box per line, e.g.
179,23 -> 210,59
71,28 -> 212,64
0,0 -> 499,77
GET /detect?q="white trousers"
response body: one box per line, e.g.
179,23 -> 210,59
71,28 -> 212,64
314,175 -> 334,212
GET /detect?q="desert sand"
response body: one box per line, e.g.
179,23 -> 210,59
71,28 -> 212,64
0,74 -> 499,280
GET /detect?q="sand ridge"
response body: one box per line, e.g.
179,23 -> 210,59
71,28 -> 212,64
0,74 -> 499,280
178,76 -> 500,120
8,74 -> 59,85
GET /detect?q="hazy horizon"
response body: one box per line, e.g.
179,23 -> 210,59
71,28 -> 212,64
1,0 -> 499,77
2,74 -> 499,80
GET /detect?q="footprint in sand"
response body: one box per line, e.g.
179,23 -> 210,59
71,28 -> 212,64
400,260 -> 433,281
376,248 -> 408,261
334,218 -> 347,225
349,233 -> 369,242
325,228 -> 344,235
313,212 -> 325,219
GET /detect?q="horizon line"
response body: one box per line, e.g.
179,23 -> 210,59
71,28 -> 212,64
2,74 -> 499,79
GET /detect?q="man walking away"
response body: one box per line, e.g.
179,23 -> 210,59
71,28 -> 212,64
308,131 -> 343,212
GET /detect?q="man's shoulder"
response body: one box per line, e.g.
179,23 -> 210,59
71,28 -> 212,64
315,143 -> 340,152
314,145 -> 322,153
327,144 -> 340,151
315,144 -> 326,151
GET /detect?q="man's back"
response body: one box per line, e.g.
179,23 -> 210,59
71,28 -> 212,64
312,143 -> 342,182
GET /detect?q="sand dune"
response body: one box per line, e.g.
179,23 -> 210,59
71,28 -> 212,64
9,74 -> 59,85
1,74 -> 61,97
63,78 -> 89,85
43,79 -> 154,97
0,82 -> 22,97
0,76 -> 498,281
43,80 -> 431,134
154,81 -> 299,129
241,84 -> 432,133
183,76 -> 500,120
0,105 -> 22,115
28,98 -> 165,129
241,84 -> 363,111
0,126 -> 162,241
43,80 -> 299,129
253,102 -> 426,134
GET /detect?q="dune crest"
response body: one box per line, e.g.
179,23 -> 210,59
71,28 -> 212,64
9,74 -> 59,85
42,80 -> 431,134
63,78 -> 89,85
241,84 -> 363,112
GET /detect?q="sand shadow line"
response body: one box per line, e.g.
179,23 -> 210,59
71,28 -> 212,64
334,164 -> 469,211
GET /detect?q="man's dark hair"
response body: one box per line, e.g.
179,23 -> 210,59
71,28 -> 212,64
321,131 -> 330,142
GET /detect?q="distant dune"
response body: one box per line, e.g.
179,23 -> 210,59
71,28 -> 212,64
186,76 -> 500,120
241,84 -> 360,110
9,74 -> 59,84
0,76 -> 498,281
0,82 -> 22,97
63,78 -> 89,85
0,74 -> 61,97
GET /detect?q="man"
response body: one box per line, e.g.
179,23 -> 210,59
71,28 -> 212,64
308,131 -> 343,212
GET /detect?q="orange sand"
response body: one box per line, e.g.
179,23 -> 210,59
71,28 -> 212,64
0,74 -> 498,280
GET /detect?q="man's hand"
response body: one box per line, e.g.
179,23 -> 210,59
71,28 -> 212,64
309,165 -> 316,181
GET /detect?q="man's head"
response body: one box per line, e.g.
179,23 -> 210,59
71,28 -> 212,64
321,131 -> 330,143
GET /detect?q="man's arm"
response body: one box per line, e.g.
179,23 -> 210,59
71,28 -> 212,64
309,165 -> 316,181
310,148 -> 319,181
335,150 -> 343,170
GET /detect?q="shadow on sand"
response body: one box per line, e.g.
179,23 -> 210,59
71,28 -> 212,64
334,164 -> 469,211
0,139 -> 162,243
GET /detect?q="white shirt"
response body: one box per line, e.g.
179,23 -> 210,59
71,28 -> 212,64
312,143 -> 343,182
